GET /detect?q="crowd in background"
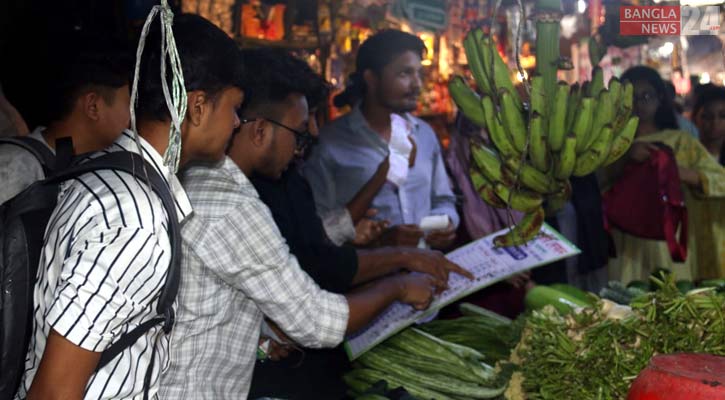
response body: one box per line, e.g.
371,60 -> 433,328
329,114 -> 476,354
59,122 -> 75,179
0,10 -> 723,400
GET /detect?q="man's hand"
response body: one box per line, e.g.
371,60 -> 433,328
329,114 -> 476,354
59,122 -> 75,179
425,223 -> 456,250
352,209 -> 389,246
261,320 -> 294,361
628,142 -> 659,163
395,273 -> 436,310
398,248 -> 474,290
378,224 -> 425,247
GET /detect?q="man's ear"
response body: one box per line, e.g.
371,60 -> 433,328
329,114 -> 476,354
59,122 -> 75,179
249,119 -> 270,147
186,90 -> 209,127
363,69 -> 378,93
81,92 -> 101,121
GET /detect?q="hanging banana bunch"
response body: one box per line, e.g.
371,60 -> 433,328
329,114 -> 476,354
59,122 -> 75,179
449,0 -> 638,247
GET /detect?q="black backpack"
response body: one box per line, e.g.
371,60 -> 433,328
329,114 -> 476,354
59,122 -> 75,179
0,150 -> 181,400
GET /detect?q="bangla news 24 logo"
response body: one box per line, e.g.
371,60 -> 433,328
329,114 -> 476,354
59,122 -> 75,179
620,4 -> 722,36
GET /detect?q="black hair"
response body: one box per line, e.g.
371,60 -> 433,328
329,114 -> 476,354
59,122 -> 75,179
41,32 -> 131,125
692,85 -> 725,120
135,13 -> 243,122
621,66 -> 679,131
239,48 -> 329,115
333,30 -> 425,108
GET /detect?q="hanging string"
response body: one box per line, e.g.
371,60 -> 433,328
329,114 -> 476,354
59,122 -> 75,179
129,0 -> 187,174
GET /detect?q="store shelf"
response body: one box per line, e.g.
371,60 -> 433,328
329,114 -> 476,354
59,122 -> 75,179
235,36 -> 319,50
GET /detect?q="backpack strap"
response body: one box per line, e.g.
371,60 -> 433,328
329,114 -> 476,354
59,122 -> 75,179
0,136 -> 56,175
46,151 -> 181,370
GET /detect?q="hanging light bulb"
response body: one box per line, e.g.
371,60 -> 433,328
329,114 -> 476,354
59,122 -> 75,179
577,0 -> 587,13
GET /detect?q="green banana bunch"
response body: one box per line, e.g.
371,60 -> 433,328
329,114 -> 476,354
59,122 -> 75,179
481,96 -> 519,158
548,82 -> 569,152
449,75 -> 486,127
470,142 -> 505,184
572,97 -> 594,154
573,125 -> 614,177
470,168 -> 508,208
500,88 -> 527,153
463,31 -> 492,96
493,184 -> 543,213
603,116 -> 639,166
493,206 -> 545,247
452,15 -> 644,247
528,112 -> 549,172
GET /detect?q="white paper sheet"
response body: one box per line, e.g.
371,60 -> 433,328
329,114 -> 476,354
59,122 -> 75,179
344,223 -> 581,360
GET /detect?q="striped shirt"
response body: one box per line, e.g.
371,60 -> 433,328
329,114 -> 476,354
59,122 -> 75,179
160,157 -> 348,399
16,130 -> 192,400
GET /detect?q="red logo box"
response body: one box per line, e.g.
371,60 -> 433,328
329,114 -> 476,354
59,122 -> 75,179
620,6 -> 681,35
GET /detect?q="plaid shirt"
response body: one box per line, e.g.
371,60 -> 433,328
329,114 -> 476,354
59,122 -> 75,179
160,157 -> 349,399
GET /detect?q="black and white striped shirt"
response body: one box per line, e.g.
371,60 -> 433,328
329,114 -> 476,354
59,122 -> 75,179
16,130 -> 192,400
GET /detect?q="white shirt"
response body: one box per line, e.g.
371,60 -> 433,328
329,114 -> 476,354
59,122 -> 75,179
16,130 -> 192,400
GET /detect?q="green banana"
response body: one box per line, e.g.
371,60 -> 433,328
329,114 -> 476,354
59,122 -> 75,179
529,112 -> 549,172
463,31 -> 492,96
583,89 -> 614,151
589,67 -> 605,97
493,206 -> 545,247
471,169 -> 507,208
548,82 -> 570,151
603,116 -> 639,166
565,83 -> 581,134
530,75 -> 548,125
500,88 -> 527,153
573,97 -> 594,154
480,37 -> 523,111
608,78 -> 622,111
572,124 -> 614,176
470,142 -> 504,183
505,156 -> 556,194
622,81 -> 634,112
554,134 -> 577,180
449,75 -> 486,127
481,95 -> 519,158
493,184 -> 544,212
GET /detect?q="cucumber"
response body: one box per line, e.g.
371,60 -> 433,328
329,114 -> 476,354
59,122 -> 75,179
525,285 -> 588,314
550,284 -> 596,306
386,329 -> 470,369
412,328 -> 486,362
699,279 -> 725,289
458,303 -> 513,325
358,350 -> 507,399
372,344 -> 483,383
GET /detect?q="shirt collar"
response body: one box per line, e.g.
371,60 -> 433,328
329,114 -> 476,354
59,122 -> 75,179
115,130 -> 193,222
348,105 -> 420,141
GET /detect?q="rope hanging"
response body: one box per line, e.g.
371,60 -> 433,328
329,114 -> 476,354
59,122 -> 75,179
129,0 -> 187,173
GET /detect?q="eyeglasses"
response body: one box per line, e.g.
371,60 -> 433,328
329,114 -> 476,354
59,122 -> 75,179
634,92 -> 658,105
240,117 -> 313,152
